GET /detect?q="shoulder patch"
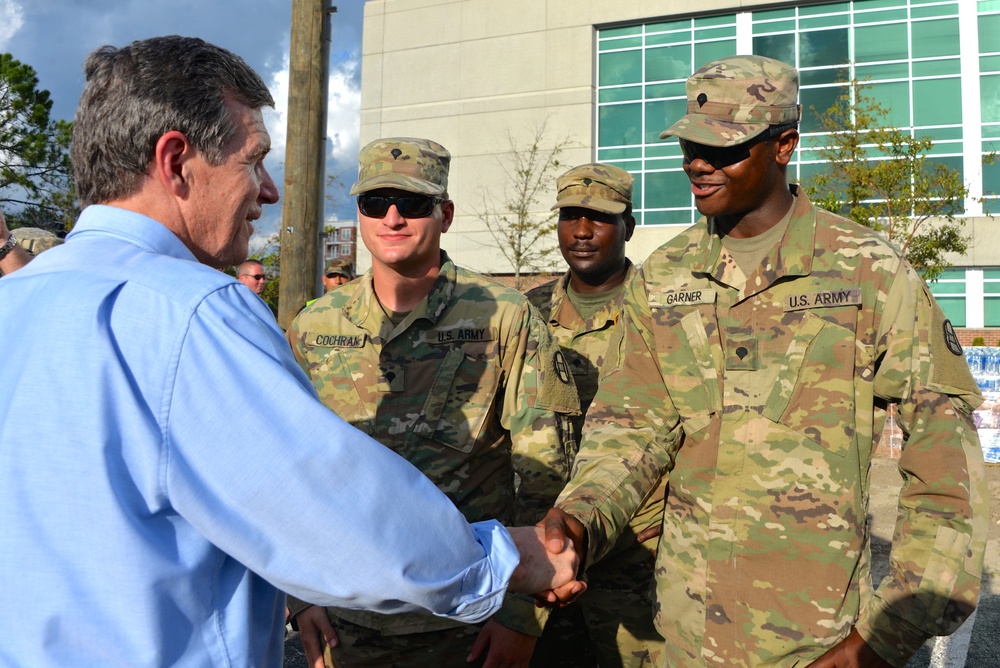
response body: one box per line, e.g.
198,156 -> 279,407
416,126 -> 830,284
784,288 -> 862,311
942,319 -> 963,356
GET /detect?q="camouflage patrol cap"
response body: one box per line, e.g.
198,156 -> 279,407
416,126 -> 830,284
324,259 -> 353,278
349,137 -> 450,197
660,55 -> 801,147
551,163 -> 634,215
11,227 -> 64,256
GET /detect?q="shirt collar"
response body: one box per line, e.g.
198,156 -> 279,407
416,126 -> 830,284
66,205 -> 200,263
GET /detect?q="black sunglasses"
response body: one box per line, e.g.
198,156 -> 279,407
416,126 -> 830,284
241,273 -> 266,281
679,132 -> 771,169
357,194 -> 441,218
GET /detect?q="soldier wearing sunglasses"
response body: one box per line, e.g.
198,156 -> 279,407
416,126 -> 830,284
544,55 -> 987,668
287,137 -> 580,667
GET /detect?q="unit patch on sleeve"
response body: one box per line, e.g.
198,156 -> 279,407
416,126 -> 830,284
942,319 -> 963,356
785,288 -> 862,311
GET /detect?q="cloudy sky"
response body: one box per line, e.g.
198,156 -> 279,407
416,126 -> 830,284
0,0 -> 365,249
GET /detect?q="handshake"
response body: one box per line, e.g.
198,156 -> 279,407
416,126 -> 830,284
506,509 -> 587,606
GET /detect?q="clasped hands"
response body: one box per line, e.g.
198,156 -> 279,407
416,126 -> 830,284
506,507 -> 588,607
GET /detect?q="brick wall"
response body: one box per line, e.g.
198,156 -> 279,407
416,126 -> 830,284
957,329 -> 1000,346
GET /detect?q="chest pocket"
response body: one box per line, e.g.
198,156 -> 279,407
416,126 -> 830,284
413,343 -> 498,452
761,309 -> 859,455
304,346 -> 376,435
650,306 -> 720,437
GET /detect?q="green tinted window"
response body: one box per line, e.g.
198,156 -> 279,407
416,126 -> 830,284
599,104 -> 641,147
980,14 -> 1000,53
645,99 -> 686,143
982,74 -> 1000,123
800,2 -> 849,15
982,55 -> 1000,74
694,40 -> 736,67
599,51 -> 642,86
912,19 -> 960,59
869,81 -> 911,126
855,23 -> 908,63
855,63 -> 909,81
600,86 -> 643,103
936,297 -> 966,326
645,170 -> 692,209
646,31 -> 692,47
645,45 -> 692,82
600,26 -> 641,39
645,82 -> 685,98
801,67 -> 850,86
913,79 -> 962,126
984,155 -> 1000,195
985,299 -> 1000,326
799,29 -> 849,67
754,20 -> 796,34
854,9 -> 908,23
800,87 -> 847,132
801,14 -> 849,29
912,59 -> 960,77
754,34 -> 795,65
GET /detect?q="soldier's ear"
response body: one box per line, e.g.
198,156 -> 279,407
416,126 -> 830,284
624,214 -> 636,241
773,128 -> 799,167
439,200 -> 455,234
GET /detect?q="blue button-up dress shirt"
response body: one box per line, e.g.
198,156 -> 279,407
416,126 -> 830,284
0,206 -> 518,667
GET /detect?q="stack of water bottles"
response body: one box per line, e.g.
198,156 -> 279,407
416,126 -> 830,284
964,346 -> 1000,462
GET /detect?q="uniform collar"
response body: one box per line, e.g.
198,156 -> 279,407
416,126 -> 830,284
341,250 -> 457,332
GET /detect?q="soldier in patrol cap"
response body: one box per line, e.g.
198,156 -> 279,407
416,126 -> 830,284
543,54 -> 987,667
322,258 -> 353,292
288,137 -> 580,667
526,163 -> 664,668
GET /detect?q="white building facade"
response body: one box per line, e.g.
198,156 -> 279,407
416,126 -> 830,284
359,0 -> 1000,331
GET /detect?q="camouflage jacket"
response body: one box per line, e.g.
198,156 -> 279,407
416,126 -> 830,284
557,189 -> 988,667
526,262 -> 666,554
287,252 -> 578,636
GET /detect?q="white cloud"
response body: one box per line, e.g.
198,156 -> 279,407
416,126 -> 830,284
0,0 -> 24,48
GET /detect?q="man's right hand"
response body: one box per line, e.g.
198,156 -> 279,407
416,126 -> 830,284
293,605 -> 339,668
505,525 -> 584,604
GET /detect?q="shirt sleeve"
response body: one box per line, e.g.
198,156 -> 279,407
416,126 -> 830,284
163,285 -> 518,624
556,270 -> 679,566
858,264 -> 989,664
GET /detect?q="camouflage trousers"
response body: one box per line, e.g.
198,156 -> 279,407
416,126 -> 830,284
531,539 -> 664,668
322,614 -> 484,667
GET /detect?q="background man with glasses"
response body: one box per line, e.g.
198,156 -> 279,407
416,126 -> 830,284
287,137 -> 580,667
236,258 -> 267,294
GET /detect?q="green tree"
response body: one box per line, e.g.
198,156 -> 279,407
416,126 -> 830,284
477,122 -> 575,290
0,53 -> 77,233
803,80 -> 971,281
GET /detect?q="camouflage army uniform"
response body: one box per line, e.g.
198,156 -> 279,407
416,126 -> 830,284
527,262 -> 665,668
557,187 -> 988,667
287,251 -> 578,664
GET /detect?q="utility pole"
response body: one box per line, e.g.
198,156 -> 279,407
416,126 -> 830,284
278,0 -> 336,329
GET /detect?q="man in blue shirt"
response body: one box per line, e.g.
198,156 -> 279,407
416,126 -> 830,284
0,36 -> 580,668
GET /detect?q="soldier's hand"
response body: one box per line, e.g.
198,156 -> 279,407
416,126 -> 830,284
506,525 -> 584,603
635,523 -> 662,545
466,619 -> 537,667
804,627 -> 894,668
531,507 -> 588,607
294,605 -> 339,668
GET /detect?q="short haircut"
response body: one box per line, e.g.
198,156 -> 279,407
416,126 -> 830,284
72,35 -> 274,207
237,260 -> 264,276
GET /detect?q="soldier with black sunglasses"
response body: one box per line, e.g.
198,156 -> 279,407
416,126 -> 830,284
287,137 -> 581,668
